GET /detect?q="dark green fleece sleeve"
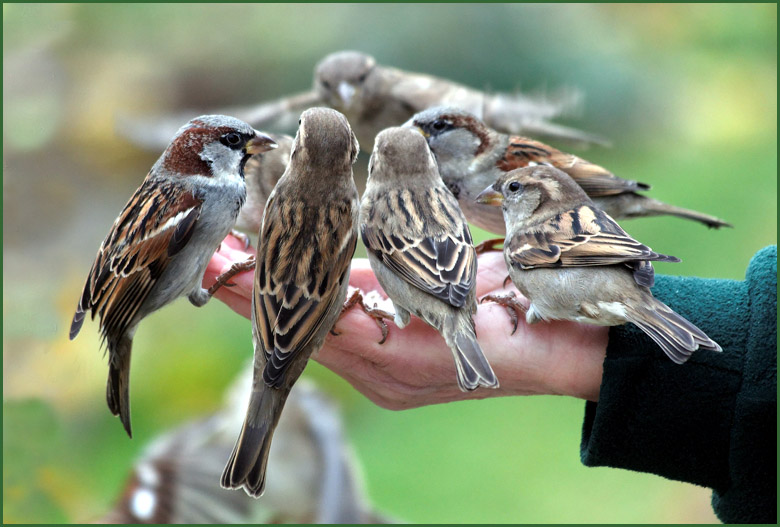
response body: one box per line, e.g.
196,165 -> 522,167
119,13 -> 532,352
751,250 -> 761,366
580,246 -> 777,524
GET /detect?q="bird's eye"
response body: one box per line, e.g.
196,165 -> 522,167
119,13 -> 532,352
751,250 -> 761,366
225,132 -> 242,146
508,181 -> 522,193
298,118 -> 302,126
321,80 -> 331,90
432,120 -> 448,131
357,73 -> 367,83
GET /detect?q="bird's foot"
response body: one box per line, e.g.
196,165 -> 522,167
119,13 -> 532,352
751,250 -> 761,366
229,229 -> 252,250
480,292 -> 527,335
208,256 -> 256,296
331,289 -> 394,344
474,237 -> 505,254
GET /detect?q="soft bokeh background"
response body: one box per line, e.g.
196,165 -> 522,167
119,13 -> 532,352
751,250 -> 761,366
3,3 -> 776,523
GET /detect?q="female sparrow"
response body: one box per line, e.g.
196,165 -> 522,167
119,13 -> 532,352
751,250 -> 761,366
69,115 -> 277,437
410,107 -> 731,241
476,165 -> 721,363
315,50 -> 601,151
233,132 -> 293,242
221,108 -> 360,497
359,126 -> 499,391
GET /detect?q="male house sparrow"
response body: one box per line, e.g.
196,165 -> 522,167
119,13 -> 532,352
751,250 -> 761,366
315,50 -> 603,151
476,165 -> 721,363
410,107 -> 731,239
70,115 -> 277,437
221,108 -> 360,497
360,127 -> 499,391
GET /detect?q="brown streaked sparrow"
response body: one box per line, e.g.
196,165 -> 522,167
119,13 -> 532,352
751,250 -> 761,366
360,127 -> 499,391
410,106 -> 731,239
233,132 -> 293,243
69,115 -> 277,438
476,165 -> 721,364
96,368 -> 390,524
315,50 -> 604,151
221,108 -> 360,497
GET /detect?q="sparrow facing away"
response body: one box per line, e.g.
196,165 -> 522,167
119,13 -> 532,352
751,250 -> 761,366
233,132 -> 293,242
410,107 -> 731,237
96,369 -> 389,525
315,50 -> 603,151
221,108 -> 360,497
476,165 -> 721,364
360,126 -> 498,391
70,115 -> 277,437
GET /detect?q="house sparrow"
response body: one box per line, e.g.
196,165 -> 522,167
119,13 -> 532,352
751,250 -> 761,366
315,50 -> 604,151
359,126 -> 499,391
409,107 -> 731,242
221,108 -> 360,497
476,165 -> 721,364
95,368 -> 390,524
233,132 -> 293,242
69,115 -> 277,437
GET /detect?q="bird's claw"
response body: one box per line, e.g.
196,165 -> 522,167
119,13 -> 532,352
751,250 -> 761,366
480,292 -> 527,335
332,290 -> 394,344
230,229 -> 252,250
474,237 -> 505,254
208,256 -> 256,296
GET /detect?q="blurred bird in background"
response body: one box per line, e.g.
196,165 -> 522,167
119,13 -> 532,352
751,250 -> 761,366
94,369 -> 393,524
117,50 -> 602,153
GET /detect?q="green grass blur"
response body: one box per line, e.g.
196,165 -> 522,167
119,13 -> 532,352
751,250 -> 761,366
3,3 -> 776,523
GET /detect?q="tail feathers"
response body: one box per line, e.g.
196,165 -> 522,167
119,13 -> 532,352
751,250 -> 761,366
106,335 -> 133,438
450,325 -> 499,391
221,387 -> 288,498
627,302 -> 721,364
625,196 -> 732,229
70,308 -> 86,340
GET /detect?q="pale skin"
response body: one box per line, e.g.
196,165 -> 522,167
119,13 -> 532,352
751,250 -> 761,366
204,234 -> 608,410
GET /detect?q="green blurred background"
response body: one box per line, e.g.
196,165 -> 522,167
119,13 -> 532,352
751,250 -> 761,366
3,3 -> 776,523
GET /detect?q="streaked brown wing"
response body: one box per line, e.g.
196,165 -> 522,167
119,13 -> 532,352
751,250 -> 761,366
361,186 -> 476,308
497,137 -> 648,197
253,195 -> 357,387
70,178 -> 203,340
507,204 -> 673,269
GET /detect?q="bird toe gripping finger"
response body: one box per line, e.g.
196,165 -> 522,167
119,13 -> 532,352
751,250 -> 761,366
332,290 -> 394,344
480,292 -> 527,335
208,256 -> 256,296
474,237 -> 505,254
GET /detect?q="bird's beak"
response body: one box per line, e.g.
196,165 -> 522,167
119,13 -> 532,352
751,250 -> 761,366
338,81 -> 356,107
475,185 -> 504,206
245,131 -> 278,155
414,126 -> 429,138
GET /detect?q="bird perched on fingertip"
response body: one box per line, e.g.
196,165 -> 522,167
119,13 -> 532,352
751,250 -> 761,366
70,115 -> 277,437
359,126 -> 499,391
409,107 -> 731,240
477,165 -> 721,364
221,108 -> 361,498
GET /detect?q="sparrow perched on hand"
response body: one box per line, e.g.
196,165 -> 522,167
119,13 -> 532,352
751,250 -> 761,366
221,108 -> 360,497
476,165 -> 721,364
314,50 -> 602,151
359,127 -> 498,391
233,132 -> 293,242
410,107 -> 731,238
70,115 -> 277,437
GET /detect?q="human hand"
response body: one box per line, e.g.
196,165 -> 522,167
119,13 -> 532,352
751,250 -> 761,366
204,235 -> 608,410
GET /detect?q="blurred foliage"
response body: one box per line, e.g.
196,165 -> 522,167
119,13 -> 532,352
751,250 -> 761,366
3,3 -> 775,524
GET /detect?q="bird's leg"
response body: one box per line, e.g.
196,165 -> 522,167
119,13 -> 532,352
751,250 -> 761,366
208,256 -> 256,296
480,292 -> 528,335
331,289 -> 394,344
474,237 -> 505,254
